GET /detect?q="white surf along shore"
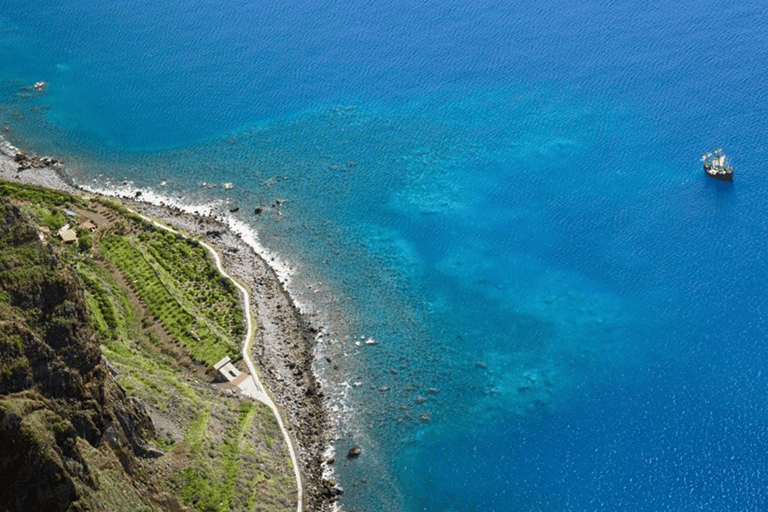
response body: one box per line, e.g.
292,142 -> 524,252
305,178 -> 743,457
0,137 -> 344,510
130,208 -> 304,512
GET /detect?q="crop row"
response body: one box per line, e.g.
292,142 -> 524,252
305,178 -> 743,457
142,234 -> 244,340
100,235 -> 233,365
79,273 -> 119,335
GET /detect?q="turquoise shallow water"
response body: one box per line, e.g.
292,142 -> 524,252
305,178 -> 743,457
2,1 -> 768,510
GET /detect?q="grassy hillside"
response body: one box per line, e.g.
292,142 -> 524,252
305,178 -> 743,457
0,182 -> 296,512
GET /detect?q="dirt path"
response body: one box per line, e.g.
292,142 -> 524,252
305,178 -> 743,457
131,209 -> 304,512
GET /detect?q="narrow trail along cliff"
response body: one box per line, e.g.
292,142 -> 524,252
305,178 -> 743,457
132,209 -> 304,512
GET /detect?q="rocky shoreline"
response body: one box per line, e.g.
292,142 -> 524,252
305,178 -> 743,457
0,138 -> 338,510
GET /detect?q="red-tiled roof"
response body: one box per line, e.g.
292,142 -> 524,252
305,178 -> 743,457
231,373 -> 249,387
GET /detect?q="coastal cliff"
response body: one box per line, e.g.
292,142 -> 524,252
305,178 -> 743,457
0,179 -> 323,511
0,198 -> 162,510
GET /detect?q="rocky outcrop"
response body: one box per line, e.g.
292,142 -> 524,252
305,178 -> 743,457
0,137 -> 57,172
13,151 -> 58,171
0,199 -> 159,510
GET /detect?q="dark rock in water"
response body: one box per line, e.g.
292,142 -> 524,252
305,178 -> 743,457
12,151 -> 56,171
347,446 -> 362,459
229,207 -> 239,213
319,478 -> 344,501
254,207 -> 263,215
134,191 -> 142,198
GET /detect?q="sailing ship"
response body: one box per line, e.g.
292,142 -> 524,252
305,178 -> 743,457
702,149 -> 733,182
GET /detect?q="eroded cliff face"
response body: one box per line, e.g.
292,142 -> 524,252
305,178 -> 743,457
0,200 -> 160,511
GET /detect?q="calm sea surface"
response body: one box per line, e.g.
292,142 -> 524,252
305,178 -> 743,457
2,1 -> 768,510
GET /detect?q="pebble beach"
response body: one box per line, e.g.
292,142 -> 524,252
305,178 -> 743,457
0,136 -> 337,509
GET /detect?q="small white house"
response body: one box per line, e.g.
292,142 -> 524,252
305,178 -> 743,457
213,356 -> 241,382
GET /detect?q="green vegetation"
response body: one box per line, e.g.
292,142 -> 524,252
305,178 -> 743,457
186,405 -> 212,452
142,233 -> 244,341
79,273 -> 118,337
0,181 -> 296,512
100,234 -> 239,365
3,357 -> 28,378
101,327 -> 296,512
30,205 -> 68,231
77,228 -> 92,253
0,181 -> 75,207
170,400 -> 294,512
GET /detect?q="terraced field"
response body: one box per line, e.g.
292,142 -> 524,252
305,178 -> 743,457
100,230 -> 244,366
0,182 -> 297,511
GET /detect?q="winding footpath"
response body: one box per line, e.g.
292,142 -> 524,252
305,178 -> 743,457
132,210 -> 304,512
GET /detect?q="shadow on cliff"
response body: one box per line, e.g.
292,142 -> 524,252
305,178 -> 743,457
0,200 -> 171,511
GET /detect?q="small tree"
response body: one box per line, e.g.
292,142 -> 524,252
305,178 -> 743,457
77,229 -> 92,253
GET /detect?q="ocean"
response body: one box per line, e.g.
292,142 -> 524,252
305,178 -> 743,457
2,0 -> 768,510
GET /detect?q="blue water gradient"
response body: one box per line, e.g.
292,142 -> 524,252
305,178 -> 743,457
2,1 -> 768,510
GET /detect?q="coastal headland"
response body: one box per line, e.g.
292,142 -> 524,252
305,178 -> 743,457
0,137 -> 338,510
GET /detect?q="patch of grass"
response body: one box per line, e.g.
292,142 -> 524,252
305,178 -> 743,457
85,294 -> 110,337
9,334 -> 22,351
0,181 -> 75,206
3,356 -> 28,378
102,340 -> 134,361
100,234 -> 235,365
79,273 -> 118,336
186,405 -> 211,453
18,408 -> 60,458
29,205 -> 69,231
172,401 -> 265,512
73,437 -> 152,512
159,372 -> 199,403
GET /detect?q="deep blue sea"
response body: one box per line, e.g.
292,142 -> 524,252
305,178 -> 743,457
3,1 -> 768,510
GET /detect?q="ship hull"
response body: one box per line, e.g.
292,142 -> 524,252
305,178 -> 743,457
704,165 -> 733,183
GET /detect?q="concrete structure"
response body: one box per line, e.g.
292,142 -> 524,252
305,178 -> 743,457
57,224 -> 78,243
79,220 -> 97,231
213,356 -> 242,382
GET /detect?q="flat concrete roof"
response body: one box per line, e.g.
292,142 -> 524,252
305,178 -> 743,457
213,356 -> 231,370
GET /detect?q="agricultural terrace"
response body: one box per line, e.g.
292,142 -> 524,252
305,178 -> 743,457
98,216 -> 245,366
0,181 -> 297,511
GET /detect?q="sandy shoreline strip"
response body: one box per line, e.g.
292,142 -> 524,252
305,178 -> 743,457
0,137 -> 338,510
